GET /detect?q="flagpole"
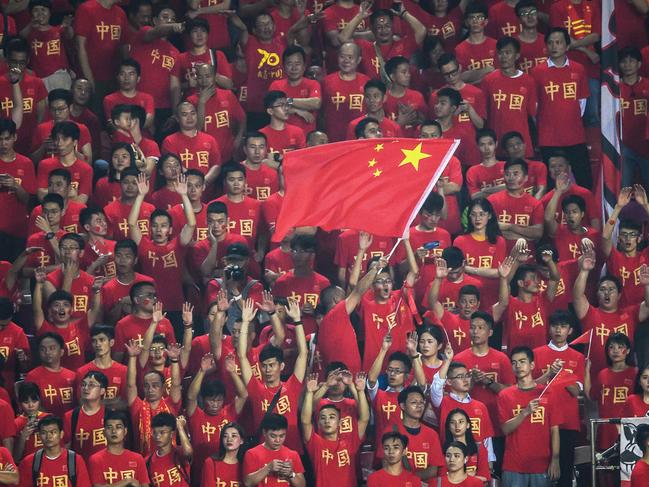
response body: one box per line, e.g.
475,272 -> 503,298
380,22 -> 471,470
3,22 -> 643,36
539,366 -> 564,398
586,329 -> 593,360
385,238 -> 402,262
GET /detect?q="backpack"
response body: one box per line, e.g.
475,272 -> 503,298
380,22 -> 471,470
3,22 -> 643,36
32,449 -> 77,487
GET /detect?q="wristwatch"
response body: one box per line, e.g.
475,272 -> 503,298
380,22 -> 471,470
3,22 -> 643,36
45,232 -> 55,240
286,97 -> 294,106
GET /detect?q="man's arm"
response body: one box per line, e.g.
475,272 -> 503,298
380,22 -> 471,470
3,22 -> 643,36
541,249 -> 561,302
345,256 -> 387,314
427,258 -> 448,320
87,277 -> 103,326
208,292 -> 228,360
300,374 -> 319,442
398,6 -> 427,45
32,267 -> 47,331
142,22 -> 185,42
224,353 -> 248,414
176,175 -> 197,246
501,398 -> 538,435
175,416 -> 193,459
492,255 -> 515,322
166,343 -> 183,404
543,179 -> 568,238
286,298 -> 307,382
125,340 -> 143,407
602,187 -> 632,257
367,333 -> 391,387
573,240 -> 595,320
75,36 -> 95,87
637,264 -> 649,322
237,298 -> 257,385
353,372 -> 370,439
186,353 -> 213,417
137,301 -> 165,368
127,173 -> 149,245
548,425 -> 561,481
337,2 -> 370,44
347,232 -> 373,291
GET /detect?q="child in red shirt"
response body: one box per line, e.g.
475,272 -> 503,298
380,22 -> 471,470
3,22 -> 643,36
145,413 -> 192,487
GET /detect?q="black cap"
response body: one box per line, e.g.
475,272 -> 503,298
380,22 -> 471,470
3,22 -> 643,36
225,243 -> 250,259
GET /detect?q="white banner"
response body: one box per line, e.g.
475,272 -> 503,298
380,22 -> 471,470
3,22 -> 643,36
620,417 -> 649,482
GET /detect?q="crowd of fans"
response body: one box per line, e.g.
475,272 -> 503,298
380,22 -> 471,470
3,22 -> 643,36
1,0 -> 649,486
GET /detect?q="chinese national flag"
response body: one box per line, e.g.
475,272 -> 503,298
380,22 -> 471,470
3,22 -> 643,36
548,368 -> 578,390
569,329 -> 592,346
273,138 -> 459,242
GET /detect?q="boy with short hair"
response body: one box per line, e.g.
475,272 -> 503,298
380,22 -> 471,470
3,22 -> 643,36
145,413 -> 191,487
367,432 -> 421,486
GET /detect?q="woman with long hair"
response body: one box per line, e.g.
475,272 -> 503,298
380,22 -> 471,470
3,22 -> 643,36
439,440 -> 485,486
201,423 -> 246,487
443,408 -> 490,483
453,197 -> 507,309
93,143 -> 137,208
625,364 -> 649,417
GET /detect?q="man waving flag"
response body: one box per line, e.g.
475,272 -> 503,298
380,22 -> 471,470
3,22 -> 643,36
273,138 -> 459,242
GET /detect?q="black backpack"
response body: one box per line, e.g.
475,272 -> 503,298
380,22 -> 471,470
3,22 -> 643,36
32,449 -> 77,487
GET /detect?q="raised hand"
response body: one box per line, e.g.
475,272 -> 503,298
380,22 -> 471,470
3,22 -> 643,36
241,298 -> 257,322
34,266 -> 47,283
34,215 -> 52,233
91,276 -> 105,294
639,264 -> 649,286
152,301 -> 165,323
555,172 -> 571,193
540,249 -> 554,264
617,186 -> 633,208
381,332 -> 393,352
498,255 -> 515,279
258,290 -> 276,313
442,341 -> 454,362
125,339 -> 143,357
513,238 -> 530,263
578,251 -> 595,272
435,258 -> 449,279
306,372 -> 320,393
340,369 -> 353,386
176,415 -> 187,430
406,331 -> 419,357
25,247 -> 44,255
182,302 -> 194,326
216,289 -> 230,312
634,184 -> 648,207
200,353 -> 215,373
285,297 -> 301,322
165,343 -> 182,361
359,0 -> 373,18
581,237 -> 595,254
354,371 -> 367,391
136,172 -> 150,197
173,172 -> 188,196
359,231 -> 373,251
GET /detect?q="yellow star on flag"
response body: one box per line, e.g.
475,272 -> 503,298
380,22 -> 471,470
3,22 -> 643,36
374,143 -> 384,152
399,142 -> 431,171
368,158 -> 377,167
373,168 -> 383,177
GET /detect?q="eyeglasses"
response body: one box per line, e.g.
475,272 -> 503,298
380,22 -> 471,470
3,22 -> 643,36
441,67 -> 460,77
386,368 -> 405,375
60,246 -> 80,251
80,382 -> 100,389
374,278 -> 393,285
271,102 -> 289,108
467,14 -> 486,21
619,232 -> 640,239
149,346 -> 165,353
291,248 -> 314,254
519,9 -> 537,16
449,374 -> 471,380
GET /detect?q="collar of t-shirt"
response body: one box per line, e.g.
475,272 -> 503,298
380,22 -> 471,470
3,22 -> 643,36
404,425 -> 421,435
547,57 -> 570,68
449,391 -> 472,403
548,342 -> 569,352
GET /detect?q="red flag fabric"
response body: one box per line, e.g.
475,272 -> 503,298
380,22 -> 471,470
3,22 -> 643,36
569,329 -> 592,346
273,138 -> 459,242
548,368 -> 578,391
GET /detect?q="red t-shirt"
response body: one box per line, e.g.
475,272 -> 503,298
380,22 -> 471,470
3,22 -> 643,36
442,120 -> 480,167
150,187 -> 182,211
46,267 -> 95,319
93,178 -> 121,208
517,35 -> 548,74
383,89 -> 428,138
75,360 -> 127,402
356,38 -> 419,80
100,273 -> 154,317
129,397 -> 180,455
129,27 -> 180,109
14,412 -> 50,458
0,153 -> 36,238
25,365 -> 76,418
80,239 -> 117,279
621,78 -> 649,157
243,163 -> 280,201
63,406 -> 106,461
105,199 -> 155,241
0,321 -> 30,387
259,123 -> 306,154
439,395 -> 494,442
455,37 -> 498,73
372,388 -> 402,438
531,60 -> 589,147
25,231 -> 64,269
439,475 -> 484,487
145,448 -> 190,487
581,304 -> 640,374
268,77 -> 321,133
321,72 -> 371,142
242,36 -> 287,113
334,230 -> 396,280
625,394 -> 649,418
360,291 -> 414,371
37,157 -> 93,199
113,314 -> 175,354
187,233 -> 249,279
503,294 -> 550,352
376,421 -> 444,473
88,448 -> 149,486
0,73 -> 47,154
366,468 -> 421,487
306,431 -> 361,487
247,375 -> 304,453
315,397 -> 359,444
540,184 -> 598,229
482,70 -> 537,157
37,318 -> 90,370
74,0 -> 128,82
261,191 -> 284,233
242,443 -> 304,487
316,301 -> 361,375
593,367 -> 637,449
488,190 -> 544,248
497,384 -> 561,474
421,7 -> 463,50
137,236 -> 186,311
29,200 -> 86,235
455,347 -> 514,437
607,248 -> 649,308
162,131 -> 221,175
487,1 -> 521,37
532,344 -> 585,431
0,400 -> 16,442
32,120 -> 92,160
103,91 -> 155,123
172,49 -> 231,99
187,89 -> 245,163
431,84 -> 487,135
631,460 -> 649,487
202,458 -> 241,487
212,195 -> 262,247
188,404 -> 238,470
19,450 -> 91,487
466,162 -> 505,197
